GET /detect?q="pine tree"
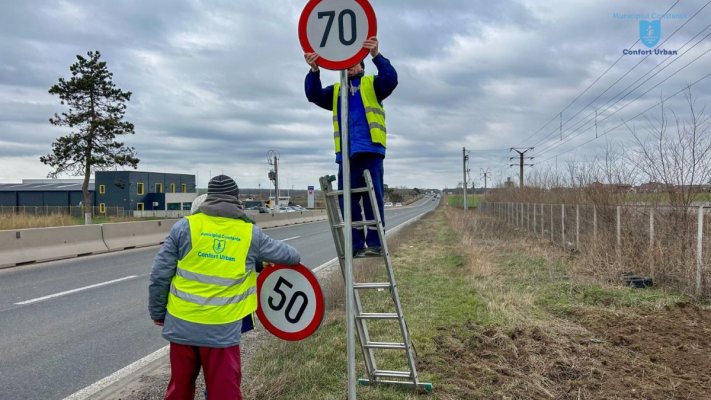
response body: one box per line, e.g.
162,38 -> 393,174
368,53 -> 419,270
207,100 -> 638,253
41,51 -> 139,224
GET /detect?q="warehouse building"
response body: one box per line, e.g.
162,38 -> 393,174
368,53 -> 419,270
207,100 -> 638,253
0,171 -> 197,214
0,179 -> 93,208
95,171 -> 196,212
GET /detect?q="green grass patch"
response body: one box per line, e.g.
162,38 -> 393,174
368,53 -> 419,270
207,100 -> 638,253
245,208 -> 695,399
447,194 -> 482,209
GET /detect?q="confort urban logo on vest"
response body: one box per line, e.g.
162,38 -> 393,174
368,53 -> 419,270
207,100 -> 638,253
197,232 -> 241,262
613,11 -> 687,56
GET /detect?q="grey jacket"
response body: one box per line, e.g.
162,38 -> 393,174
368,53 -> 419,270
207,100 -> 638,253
148,194 -> 301,347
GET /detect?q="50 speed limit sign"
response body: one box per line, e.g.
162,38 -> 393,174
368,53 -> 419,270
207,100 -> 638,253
298,0 -> 377,70
256,263 -> 324,341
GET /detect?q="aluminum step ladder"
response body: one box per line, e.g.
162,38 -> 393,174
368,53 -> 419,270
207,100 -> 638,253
319,170 -> 432,393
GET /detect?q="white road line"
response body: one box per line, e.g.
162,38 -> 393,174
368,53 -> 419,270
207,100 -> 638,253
62,208 -> 432,399
282,236 -> 301,241
15,275 -> 138,305
63,345 -> 169,400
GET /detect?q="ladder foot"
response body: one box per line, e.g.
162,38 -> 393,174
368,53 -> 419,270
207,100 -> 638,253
357,378 -> 433,393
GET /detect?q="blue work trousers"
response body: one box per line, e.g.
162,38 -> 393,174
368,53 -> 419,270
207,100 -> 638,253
337,155 -> 385,251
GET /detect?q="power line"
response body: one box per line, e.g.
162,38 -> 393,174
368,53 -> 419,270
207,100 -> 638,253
516,0 -> 683,148
533,3 -> 711,153
535,43 -> 711,159
539,24 -> 711,159
537,72 -> 711,164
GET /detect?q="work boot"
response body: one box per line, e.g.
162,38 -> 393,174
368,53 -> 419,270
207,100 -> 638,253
362,247 -> 384,257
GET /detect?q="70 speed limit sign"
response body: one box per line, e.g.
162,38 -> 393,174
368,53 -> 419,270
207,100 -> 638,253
298,0 -> 377,70
256,263 -> 324,341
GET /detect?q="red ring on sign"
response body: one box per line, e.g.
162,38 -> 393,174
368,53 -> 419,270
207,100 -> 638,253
298,0 -> 378,71
256,263 -> 324,341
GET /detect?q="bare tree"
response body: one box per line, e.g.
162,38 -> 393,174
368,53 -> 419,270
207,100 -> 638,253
632,87 -> 711,207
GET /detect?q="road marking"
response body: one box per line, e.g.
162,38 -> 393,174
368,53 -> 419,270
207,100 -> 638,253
15,275 -> 138,305
282,236 -> 301,241
63,345 -> 169,400
63,206 -> 433,399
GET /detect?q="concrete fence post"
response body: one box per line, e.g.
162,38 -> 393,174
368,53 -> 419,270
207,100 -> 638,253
697,206 -> 704,297
576,205 -> 580,250
527,203 -> 531,232
510,203 -> 513,226
649,207 -> 655,248
533,203 -> 537,236
616,206 -> 622,263
561,204 -> 566,248
550,204 -> 554,242
593,207 -> 598,244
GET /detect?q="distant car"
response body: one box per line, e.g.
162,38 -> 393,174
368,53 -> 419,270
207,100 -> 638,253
246,205 -> 271,213
385,202 -> 393,207
395,202 -> 402,207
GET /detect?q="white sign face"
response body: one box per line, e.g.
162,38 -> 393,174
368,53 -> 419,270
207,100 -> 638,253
257,264 -> 324,341
299,0 -> 377,70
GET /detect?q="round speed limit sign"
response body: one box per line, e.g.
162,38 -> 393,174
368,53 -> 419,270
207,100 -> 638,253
298,0 -> 377,70
256,263 -> 324,341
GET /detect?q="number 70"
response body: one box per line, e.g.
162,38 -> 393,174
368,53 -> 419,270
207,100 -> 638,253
318,9 -> 357,47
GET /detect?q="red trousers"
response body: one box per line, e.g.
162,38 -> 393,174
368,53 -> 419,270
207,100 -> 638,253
165,342 -> 242,400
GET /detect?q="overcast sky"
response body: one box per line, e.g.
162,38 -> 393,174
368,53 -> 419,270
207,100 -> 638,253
1,0 -> 709,190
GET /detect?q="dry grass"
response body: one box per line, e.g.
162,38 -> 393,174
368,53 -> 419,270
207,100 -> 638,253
0,213 -> 152,230
0,213 -> 76,230
245,205 -> 711,399
475,199 -> 711,299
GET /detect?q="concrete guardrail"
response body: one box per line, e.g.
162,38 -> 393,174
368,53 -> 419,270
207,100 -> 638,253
101,220 -> 179,252
0,210 -> 328,269
252,209 -> 327,228
0,225 -> 108,269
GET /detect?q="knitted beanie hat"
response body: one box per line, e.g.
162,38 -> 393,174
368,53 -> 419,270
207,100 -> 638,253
207,175 -> 239,198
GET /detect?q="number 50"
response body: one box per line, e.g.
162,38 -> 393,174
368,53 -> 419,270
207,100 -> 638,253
318,9 -> 357,47
268,276 -> 308,324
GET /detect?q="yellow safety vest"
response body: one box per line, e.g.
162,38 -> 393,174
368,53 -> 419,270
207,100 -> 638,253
332,75 -> 387,153
167,213 -> 256,325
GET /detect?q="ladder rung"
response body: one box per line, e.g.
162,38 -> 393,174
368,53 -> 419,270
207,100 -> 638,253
332,220 -> 378,229
326,187 -> 370,196
365,341 -> 406,350
357,312 -> 399,320
374,370 -> 413,379
352,220 -> 378,228
354,282 -> 390,289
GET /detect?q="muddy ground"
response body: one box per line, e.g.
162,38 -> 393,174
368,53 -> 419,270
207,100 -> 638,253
422,297 -> 711,399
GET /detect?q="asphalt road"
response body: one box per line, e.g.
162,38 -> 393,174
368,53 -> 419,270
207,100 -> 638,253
0,197 -> 438,400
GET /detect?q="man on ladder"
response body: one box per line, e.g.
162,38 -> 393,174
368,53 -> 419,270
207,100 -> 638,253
304,36 -> 398,257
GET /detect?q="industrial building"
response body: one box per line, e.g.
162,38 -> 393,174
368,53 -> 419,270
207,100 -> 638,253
0,171 -> 197,214
0,179 -> 93,208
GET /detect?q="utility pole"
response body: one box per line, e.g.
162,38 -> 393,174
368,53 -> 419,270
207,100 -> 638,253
267,150 -> 280,212
509,147 -> 534,188
462,147 -> 470,210
480,168 -> 491,192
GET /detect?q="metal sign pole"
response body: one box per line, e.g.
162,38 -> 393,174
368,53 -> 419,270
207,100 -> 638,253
340,70 -> 356,400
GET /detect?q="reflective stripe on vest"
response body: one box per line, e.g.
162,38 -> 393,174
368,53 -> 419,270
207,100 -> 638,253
167,213 -> 256,325
332,75 -> 387,153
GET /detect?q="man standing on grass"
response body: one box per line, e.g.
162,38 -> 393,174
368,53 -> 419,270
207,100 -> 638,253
149,174 -> 300,400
